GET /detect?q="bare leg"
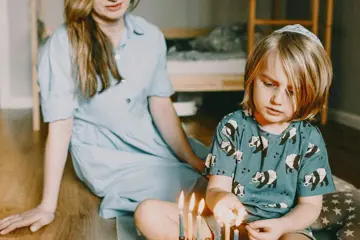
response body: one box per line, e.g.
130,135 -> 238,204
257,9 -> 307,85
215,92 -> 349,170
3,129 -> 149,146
280,232 -> 313,240
134,199 -> 212,240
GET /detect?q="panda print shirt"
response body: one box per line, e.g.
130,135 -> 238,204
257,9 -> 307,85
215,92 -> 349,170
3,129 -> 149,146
204,109 -> 336,221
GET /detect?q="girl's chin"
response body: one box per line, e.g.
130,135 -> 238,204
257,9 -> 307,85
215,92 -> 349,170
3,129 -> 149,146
255,112 -> 289,126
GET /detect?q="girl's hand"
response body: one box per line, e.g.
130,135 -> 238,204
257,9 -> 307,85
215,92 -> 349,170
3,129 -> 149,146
246,218 -> 284,240
189,156 -> 205,174
195,158 -> 205,173
214,193 -> 247,226
0,205 -> 55,235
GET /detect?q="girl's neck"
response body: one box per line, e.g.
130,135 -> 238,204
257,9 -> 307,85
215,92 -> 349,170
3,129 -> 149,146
254,111 -> 291,135
92,14 -> 126,47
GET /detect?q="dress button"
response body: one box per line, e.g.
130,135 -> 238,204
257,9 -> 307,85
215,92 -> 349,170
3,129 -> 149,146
126,98 -> 131,103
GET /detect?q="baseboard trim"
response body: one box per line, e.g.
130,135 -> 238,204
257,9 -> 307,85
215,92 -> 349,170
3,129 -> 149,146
329,108 -> 360,131
1,97 -> 33,109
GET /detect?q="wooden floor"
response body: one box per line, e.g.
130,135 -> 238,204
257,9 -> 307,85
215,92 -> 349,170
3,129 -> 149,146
0,108 -> 359,239
0,110 -> 116,240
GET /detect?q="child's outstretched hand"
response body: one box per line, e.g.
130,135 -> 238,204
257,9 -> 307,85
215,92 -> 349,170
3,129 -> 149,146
213,193 -> 247,226
245,218 -> 284,240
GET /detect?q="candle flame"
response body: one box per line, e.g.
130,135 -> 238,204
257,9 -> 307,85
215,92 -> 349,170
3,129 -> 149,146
235,207 -> 246,226
235,217 -> 242,226
197,199 -> 205,215
213,203 -> 227,218
178,191 -> 184,210
223,210 -> 234,223
189,193 -> 195,212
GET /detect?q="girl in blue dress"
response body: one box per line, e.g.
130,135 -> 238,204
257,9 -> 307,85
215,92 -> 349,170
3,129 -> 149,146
0,0 -> 208,235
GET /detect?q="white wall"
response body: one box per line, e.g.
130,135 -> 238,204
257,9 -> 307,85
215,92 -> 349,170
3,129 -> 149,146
1,0 -> 272,109
327,0 -> 360,130
134,0 -> 272,28
0,0 -> 10,108
41,0 -> 273,30
8,0 -> 32,99
42,0 -> 64,31
0,0 -> 33,108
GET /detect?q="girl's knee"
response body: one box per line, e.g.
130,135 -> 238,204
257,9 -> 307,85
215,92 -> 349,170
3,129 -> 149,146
134,199 -> 160,225
135,199 -> 178,239
279,233 -> 311,240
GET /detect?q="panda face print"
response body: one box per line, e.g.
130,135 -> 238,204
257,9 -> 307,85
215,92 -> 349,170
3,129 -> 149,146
221,119 -> 238,140
285,154 -> 301,173
243,109 -> 252,117
303,168 -> 329,191
252,170 -> 277,189
221,141 -> 236,156
233,182 -> 246,197
248,136 -> 268,159
305,143 -> 320,158
249,136 -> 260,148
266,203 -> 288,209
205,154 -> 216,168
280,127 -> 297,145
220,141 -> 243,163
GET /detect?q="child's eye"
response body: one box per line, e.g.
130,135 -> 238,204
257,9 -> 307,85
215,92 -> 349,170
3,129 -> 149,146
287,90 -> 295,96
263,81 -> 274,87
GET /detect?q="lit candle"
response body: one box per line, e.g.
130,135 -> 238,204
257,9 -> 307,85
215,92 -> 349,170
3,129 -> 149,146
233,229 -> 239,240
188,193 -> 195,240
223,210 -> 234,240
196,199 -> 205,240
225,222 -> 230,240
179,191 -> 185,240
233,210 -> 242,240
235,216 -> 242,227
215,219 -> 221,240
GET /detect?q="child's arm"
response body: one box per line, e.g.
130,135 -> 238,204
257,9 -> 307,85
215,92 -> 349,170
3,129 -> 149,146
247,128 -> 335,239
279,195 -> 323,231
279,128 -> 334,230
246,195 -> 322,239
204,111 -> 247,221
206,175 -> 233,211
206,175 -> 246,222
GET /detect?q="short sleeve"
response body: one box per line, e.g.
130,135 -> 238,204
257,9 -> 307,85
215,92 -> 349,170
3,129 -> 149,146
297,127 -> 336,197
147,32 -> 174,97
37,26 -> 79,123
205,113 -> 243,177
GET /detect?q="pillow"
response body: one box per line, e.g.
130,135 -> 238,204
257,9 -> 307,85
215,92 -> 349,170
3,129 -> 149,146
310,190 -> 360,239
333,175 -> 358,192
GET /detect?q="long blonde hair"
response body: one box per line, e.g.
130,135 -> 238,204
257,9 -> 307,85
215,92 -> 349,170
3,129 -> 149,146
64,0 -> 140,98
242,32 -> 333,121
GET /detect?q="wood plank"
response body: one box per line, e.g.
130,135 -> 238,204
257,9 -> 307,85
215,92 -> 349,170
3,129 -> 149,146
254,19 -> 313,26
161,28 -> 213,39
170,74 -> 244,92
0,110 -> 116,240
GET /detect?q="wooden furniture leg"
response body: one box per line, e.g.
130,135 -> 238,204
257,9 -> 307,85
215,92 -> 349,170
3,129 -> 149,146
31,0 -> 40,131
321,0 -> 334,125
248,0 -> 256,55
312,0 -> 320,35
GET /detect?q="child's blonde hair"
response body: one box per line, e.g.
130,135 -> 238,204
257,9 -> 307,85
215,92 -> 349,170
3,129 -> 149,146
242,31 -> 333,121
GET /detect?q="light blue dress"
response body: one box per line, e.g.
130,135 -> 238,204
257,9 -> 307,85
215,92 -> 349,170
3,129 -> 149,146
38,14 -> 208,219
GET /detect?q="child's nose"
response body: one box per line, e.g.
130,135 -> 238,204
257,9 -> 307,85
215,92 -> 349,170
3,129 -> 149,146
271,89 -> 283,105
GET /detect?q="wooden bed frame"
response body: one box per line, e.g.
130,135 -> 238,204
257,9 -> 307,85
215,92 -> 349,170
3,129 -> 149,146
30,0 -> 334,131
30,0 -> 42,131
